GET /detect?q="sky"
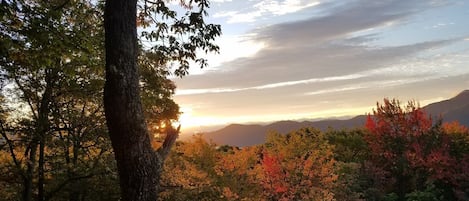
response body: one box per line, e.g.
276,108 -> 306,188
171,0 -> 469,132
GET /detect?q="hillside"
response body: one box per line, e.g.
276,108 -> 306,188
203,116 -> 367,146
423,90 -> 469,126
203,90 -> 469,146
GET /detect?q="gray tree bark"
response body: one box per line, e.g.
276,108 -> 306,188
103,1 -> 178,201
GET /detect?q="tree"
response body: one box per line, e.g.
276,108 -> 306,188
0,1 -> 109,200
326,128 -> 369,163
260,128 -> 337,201
364,99 -> 463,201
1,0 -> 183,200
214,145 -> 262,200
159,135 -> 222,201
441,122 -> 469,200
103,0 -> 220,200
325,129 -> 370,201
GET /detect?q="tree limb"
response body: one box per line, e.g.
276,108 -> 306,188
0,122 -> 24,177
157,125 -> 180,160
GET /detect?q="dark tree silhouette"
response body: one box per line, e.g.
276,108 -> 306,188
103,0 -> 220,200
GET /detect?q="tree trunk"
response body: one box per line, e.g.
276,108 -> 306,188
38,137 -> 45,201
103,1 -> 162,201
21,71 -> 54,201
23,144 -> 36,201
37,70 -> 54,201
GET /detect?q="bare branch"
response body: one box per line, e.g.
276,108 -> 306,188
157,125 -> 180,160
0,122 -> 23,175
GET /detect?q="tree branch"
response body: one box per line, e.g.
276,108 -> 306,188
157,125 -> 180,160
0,123 -> 24,176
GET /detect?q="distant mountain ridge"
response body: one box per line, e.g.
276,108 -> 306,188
203,90 -> 469,147
423,90 -> 469,126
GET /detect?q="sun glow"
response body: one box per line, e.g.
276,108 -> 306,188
176,105 -> 373,130
186,34 -> 265,75
177,107 -> 228,129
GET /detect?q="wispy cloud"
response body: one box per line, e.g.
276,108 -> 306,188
303,76 -> 441,96
176,38 -> 459,90
257,0 -> 320,15
176,88 -> 242,95
213,0 -> 320,23
430,22 -> 455,29
177,48 -> 469,96
173,0 -> 469,126
176,72 -> 366,95
252,0 -> 439,46
211,0 -> 232,2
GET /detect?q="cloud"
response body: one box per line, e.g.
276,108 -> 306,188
211,0 -> 232,2
176,37 -> 458,90
255,0 -> 320,16
430,22 -> 455,29
213,0 -> 320,23
252,0 -> 436,46
177,0 -> 461,89
176,72 -> 365,95
303,76 -> 441,96
173,0 -> 469,124
203,34 -> 265,68
177,49 -> 468,96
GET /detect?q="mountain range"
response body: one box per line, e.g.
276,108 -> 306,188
202,90 -> 469,147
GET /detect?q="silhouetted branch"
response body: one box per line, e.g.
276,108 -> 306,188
0,123 -> 23,176
157,125 -> 180,160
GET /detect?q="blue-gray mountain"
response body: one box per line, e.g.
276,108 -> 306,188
203,90 -> 469,147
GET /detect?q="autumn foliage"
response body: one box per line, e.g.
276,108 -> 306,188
158,129 -> 337,201
364,99 -> 468,201
2,97 -> 468,200
155,99 -> 468,201
260,129 -> 337,201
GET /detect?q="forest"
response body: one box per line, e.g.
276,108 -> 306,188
1,0 -> 468,201
2,93 -> 469,201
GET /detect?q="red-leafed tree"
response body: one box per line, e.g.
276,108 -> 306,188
442,121 -> 469,200
260,129 -> 337,201
261,152 -> 289,197
364,99 -> 457,200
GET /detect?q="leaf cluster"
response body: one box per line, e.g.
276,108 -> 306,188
138,0 -> 221,76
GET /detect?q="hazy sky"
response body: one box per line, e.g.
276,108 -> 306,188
171,0 -> 469,129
